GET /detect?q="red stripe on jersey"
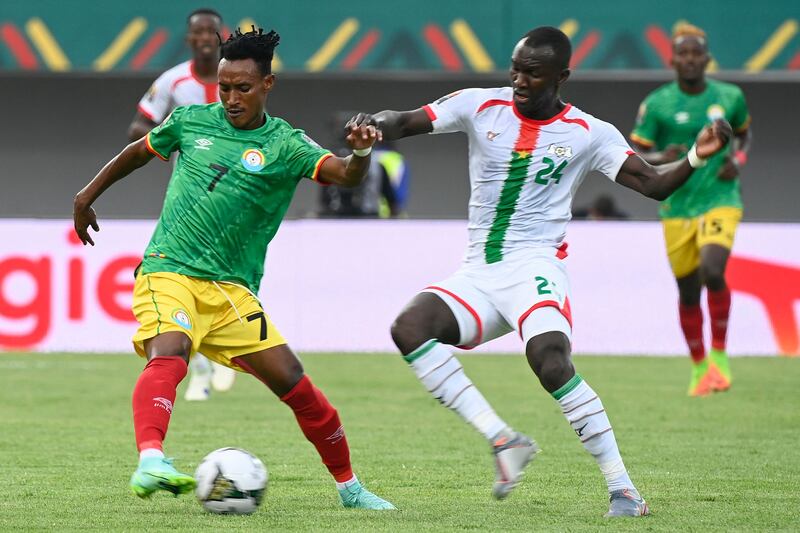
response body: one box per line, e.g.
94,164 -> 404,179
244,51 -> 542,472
130,29 -> 168,70
170,74 -> 192,91
514,120 -> 541,152
556,242 -> 569,259
425,285 -> 483,349
513,103 -> 573,125
137,104 -> 156,122
311,153 -> 334,183
560,116 -> 589,131
625,150 -> 635,156
1,23 -> 39,69
476,99 -> 512,114
517,297 -> 573,337
422,104 -> 437,121
144,133 -> 168,161
204,82 -> 217,103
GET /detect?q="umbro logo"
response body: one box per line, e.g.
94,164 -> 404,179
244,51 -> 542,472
486,131 -> 501,141
194,138 -> 213,150
575,422 -> 588,437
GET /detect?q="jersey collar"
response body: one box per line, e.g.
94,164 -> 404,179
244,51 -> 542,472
512,102 -> 572,125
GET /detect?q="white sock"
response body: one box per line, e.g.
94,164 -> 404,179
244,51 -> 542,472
190,354 -> 212,376
404,340 -> 507,441
139,448 -> 165,461
335,475 -> 358,490
553,374 -> 635,493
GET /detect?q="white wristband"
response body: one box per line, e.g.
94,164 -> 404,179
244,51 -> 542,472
352,146 -> 372,157
687,144 -> 707,169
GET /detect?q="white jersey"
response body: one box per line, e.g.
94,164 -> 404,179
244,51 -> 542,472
424,87 -> 633,264
137,60 -> 219,123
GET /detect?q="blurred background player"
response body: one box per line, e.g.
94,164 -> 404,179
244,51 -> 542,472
128,8 -> 237,400
318,111 -> 410,218
630,23 -> 752,397
353,26 -> 731,517
572,194 -> 630,220
74,27 -> 393,509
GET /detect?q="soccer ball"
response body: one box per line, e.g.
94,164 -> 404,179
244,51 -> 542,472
194,447 -> 268,514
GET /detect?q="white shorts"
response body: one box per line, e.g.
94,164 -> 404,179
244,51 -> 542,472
423,247 -> 572,349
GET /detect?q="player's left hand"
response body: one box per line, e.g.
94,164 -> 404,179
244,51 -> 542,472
695,119 -> 732,159
717,156 -> 740,181
73,202 -> 100,246
344,114 -> 382,151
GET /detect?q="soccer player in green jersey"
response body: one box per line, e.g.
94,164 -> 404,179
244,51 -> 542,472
630,23 -> 752,397
128,8 -> 237,402
73,28 -> 394,510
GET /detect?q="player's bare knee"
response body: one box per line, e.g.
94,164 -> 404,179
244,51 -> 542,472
700,265 -> 726,291
526,333 -> 573,392
390,311 -> 431,355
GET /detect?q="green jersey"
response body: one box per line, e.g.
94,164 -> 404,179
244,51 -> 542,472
631,79 -> 750,219
142,103 -> 331,292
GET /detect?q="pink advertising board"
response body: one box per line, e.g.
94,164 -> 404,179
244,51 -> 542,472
1,220 -> 798,356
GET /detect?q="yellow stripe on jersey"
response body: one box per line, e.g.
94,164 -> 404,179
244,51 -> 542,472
145,133 -> 169,161
629,133 -> 655,148
311,153 -> 334,182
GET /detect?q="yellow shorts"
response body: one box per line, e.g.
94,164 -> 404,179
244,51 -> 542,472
131,272 -> 286,369
662,206 -> 742,278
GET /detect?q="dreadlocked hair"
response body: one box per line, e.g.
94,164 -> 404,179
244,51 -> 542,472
219,27 -> 280,75
672,22 -> 707,47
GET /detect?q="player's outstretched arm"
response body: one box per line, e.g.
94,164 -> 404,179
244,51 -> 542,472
317,121 -> 381,187
616,119 -> 732,201
350,109 -> 432,141
73,138 -> 155,245
631,142 -> 687,166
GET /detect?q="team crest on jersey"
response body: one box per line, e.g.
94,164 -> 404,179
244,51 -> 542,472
547,144 -> 574,158
706,104 -> 725,121
171,309 -> 192,330
241,148 -> 266,171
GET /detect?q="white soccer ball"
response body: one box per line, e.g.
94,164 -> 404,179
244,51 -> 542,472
194,447 -> 268,514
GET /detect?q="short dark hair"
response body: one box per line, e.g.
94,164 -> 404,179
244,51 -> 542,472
187,8 -> 222,25
523,26 -> 572,70
220,27 -> 280,76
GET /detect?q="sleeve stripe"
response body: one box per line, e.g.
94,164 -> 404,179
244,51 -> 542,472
735,115 -> 752,133
311,152 -> 334,182
144,132 -> 169,161
422,104 -> 437,121
137,104 -> 156,122
629,133 -> 655,147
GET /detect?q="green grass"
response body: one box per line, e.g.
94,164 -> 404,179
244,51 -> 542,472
0,353 -> 798,531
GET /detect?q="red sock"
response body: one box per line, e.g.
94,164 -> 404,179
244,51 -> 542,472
679,303 -> 705,363
707,287 -> 731,351
281,375 -> 353,483
132,356 -> 187,452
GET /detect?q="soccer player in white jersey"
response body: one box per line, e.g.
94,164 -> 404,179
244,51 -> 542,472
128,8 -> 237,401
350,26 -> 731,517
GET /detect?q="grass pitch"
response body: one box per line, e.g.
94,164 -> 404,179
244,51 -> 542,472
1,353 -> 798,531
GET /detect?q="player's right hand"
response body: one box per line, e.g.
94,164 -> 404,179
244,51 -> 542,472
695,119 -> 732,159
73,202 -> 100,246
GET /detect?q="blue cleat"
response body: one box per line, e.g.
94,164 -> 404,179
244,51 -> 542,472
338,478 -> 396,510
129,457 -> 196,499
